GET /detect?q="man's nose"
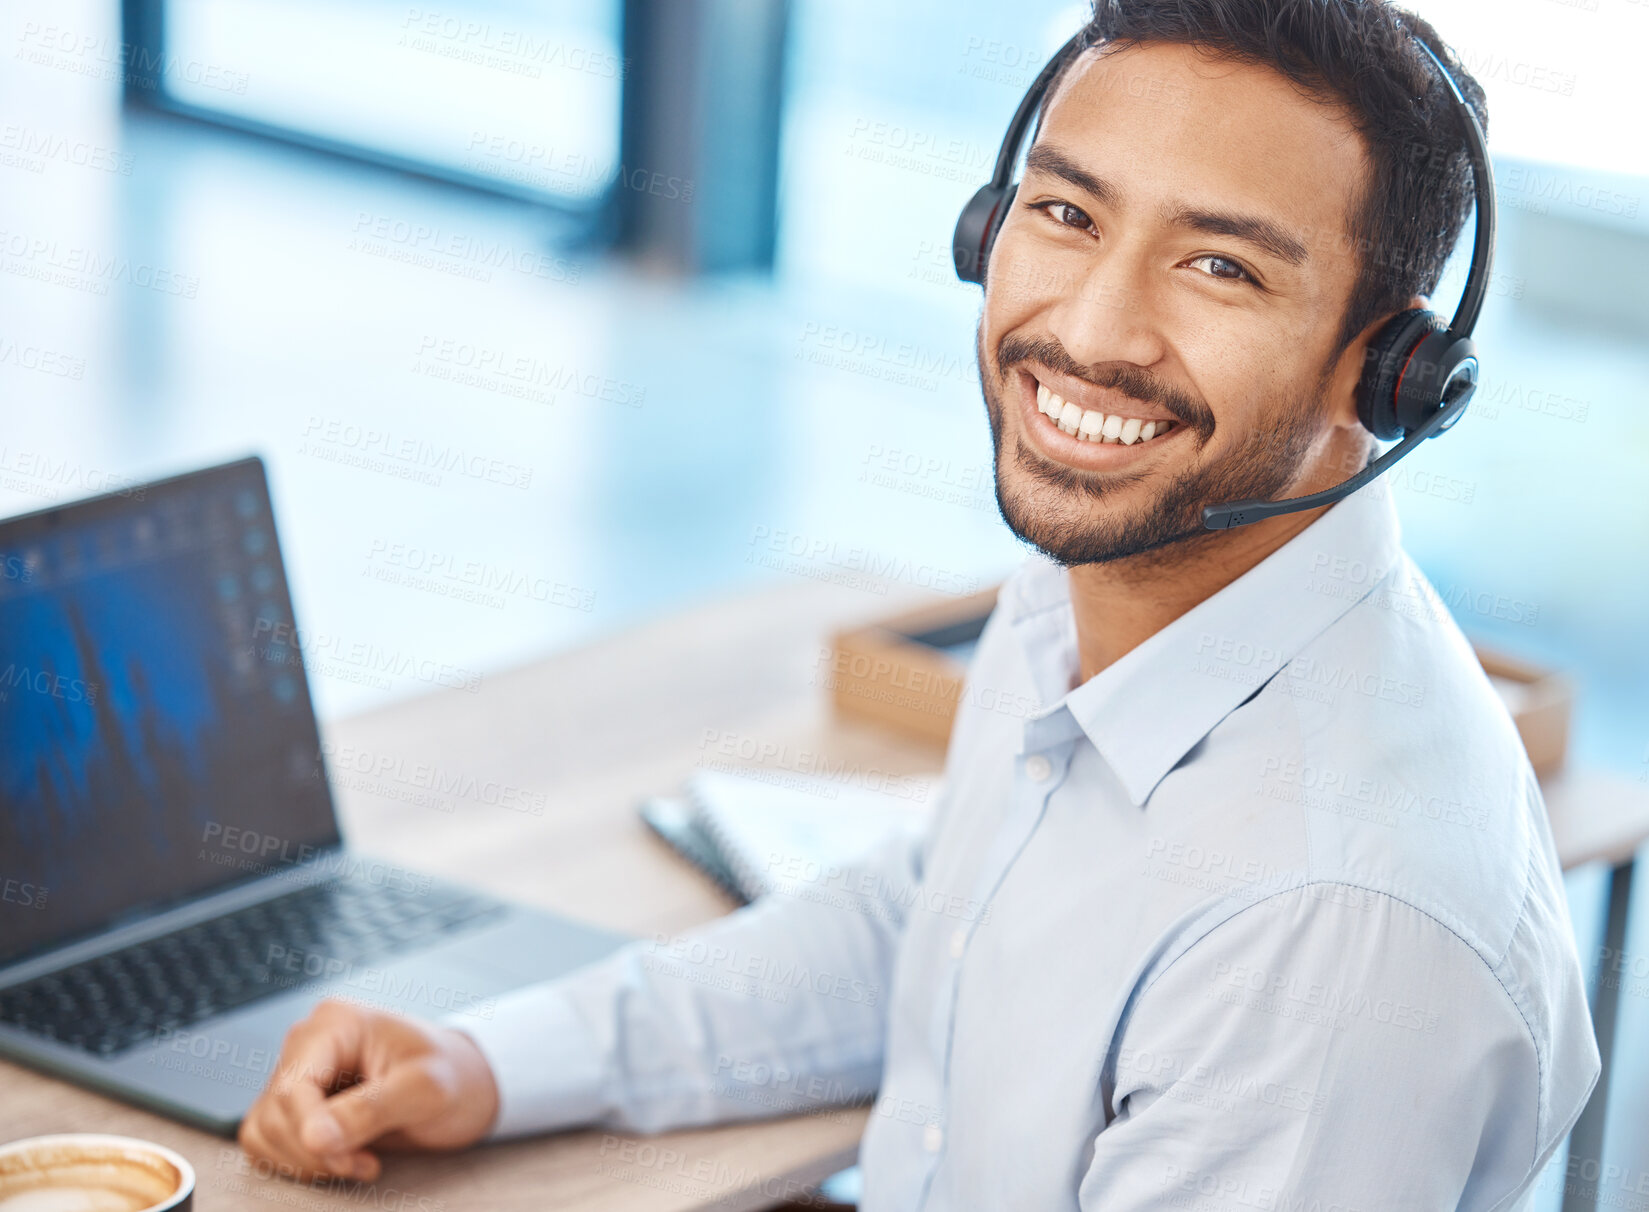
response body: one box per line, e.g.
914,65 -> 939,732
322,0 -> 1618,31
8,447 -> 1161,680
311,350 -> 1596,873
1038,245 -> 1167,371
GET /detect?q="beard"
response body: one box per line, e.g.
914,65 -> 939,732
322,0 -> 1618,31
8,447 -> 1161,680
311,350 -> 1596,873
980,329 -> 1331,568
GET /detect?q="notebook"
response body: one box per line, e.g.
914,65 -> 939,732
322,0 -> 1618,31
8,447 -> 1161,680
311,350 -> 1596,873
640,770 -> 940,904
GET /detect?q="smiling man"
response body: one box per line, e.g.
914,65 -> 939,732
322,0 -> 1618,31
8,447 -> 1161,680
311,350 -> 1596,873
240,2 -> 1600,1208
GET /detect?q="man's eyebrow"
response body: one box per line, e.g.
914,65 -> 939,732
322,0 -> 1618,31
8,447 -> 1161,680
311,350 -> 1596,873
1023,145 -> 1119,208
1166,205 -> 1310,267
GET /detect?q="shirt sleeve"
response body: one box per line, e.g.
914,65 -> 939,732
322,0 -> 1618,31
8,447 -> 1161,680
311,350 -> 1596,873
441,816 -> 933,1140
1079,883 -> 1566,1212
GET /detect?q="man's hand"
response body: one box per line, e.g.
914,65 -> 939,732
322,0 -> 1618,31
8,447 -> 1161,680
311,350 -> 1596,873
238,999 -> 500,1182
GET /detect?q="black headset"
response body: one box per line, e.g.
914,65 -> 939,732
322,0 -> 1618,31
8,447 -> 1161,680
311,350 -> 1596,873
952,28 -> 1496,531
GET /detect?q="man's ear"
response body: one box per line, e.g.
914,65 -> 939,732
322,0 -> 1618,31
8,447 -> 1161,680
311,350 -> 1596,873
1322,295 -> 1429,431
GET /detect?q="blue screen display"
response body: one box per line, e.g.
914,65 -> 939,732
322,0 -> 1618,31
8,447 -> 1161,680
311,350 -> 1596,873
0,458 -> 338,966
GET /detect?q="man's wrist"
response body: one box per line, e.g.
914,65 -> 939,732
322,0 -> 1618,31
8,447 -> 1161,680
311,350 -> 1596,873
439,1023 -> 502,1145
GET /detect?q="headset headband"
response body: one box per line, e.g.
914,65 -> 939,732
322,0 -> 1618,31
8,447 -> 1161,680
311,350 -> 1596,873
987,30 -> 1091,191
1410,38 -> 1494,337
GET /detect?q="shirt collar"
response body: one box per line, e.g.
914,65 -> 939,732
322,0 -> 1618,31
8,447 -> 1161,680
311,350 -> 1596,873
1005,474 -> 1405,808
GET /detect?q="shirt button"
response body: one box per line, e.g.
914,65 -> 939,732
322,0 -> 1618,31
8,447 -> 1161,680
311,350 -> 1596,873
949,928 -> 966,958
1024,753 -> 1053,782
923,1123 -> 944,1152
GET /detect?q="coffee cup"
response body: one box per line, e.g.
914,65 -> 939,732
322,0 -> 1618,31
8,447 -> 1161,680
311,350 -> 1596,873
0,1133 -> 194,1211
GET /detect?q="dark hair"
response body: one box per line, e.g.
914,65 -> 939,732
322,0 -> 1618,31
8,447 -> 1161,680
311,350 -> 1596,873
1048,0 -> 1488,352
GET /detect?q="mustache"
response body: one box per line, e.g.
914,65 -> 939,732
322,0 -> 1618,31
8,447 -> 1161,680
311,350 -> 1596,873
995,334 -> 1213,435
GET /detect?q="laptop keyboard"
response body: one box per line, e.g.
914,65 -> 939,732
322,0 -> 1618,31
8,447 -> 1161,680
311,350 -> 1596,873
0,879 -> 505,1058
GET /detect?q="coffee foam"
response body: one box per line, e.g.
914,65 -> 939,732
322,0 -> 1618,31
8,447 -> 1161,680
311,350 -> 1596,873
0,1141 -> 181,1212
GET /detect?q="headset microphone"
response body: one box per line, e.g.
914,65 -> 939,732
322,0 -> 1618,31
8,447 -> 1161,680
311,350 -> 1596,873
952,33 -> 1496,531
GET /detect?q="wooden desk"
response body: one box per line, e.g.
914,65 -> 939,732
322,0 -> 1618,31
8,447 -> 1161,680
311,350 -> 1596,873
0,578 -> 946,1212
1544,766 -> 1649,872
3,578 -> 1645,1212
1540,766 -> 1649,1212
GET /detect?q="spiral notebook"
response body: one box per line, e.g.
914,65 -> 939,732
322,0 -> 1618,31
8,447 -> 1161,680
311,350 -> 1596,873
639,769 -> 939,904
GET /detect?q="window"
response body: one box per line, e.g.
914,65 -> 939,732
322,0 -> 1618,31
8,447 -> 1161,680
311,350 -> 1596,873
148,0 -> 625,208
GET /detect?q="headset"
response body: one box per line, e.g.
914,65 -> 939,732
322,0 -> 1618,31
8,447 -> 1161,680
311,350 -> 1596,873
952,27 -> 1496,531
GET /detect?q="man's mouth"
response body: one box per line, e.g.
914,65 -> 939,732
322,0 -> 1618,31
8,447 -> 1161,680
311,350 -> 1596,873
1034,378 -> 1179,445
1012,368 -> 1187,469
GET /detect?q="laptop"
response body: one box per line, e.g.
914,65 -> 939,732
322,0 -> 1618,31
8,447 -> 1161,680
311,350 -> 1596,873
0,455 -> 630,1134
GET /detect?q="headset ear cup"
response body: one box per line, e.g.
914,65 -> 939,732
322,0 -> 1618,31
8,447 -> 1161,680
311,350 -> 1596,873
1356,308 -> 1444,440
952,183 -> 1016,284
1397,330 -> 1478,433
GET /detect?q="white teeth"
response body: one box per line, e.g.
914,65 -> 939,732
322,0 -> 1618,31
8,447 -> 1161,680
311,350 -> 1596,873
1034,381 -> 1174,447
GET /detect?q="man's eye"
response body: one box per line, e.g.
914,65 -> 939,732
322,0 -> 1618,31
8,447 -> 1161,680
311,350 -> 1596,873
1187,254 -> 1254,283
1040,202 -> 1094,231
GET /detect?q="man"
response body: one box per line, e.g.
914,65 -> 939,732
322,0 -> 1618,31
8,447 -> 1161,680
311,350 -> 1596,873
240,2 -> 1600,1206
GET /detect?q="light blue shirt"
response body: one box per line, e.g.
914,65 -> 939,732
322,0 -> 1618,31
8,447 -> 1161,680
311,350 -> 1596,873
452,475 -> 1599,1210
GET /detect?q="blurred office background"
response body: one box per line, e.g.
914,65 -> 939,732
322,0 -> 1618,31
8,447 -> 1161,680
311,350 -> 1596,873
1,0 -> 1645,1203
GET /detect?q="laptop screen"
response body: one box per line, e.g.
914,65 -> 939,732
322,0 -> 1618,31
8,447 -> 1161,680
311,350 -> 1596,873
0,457 -> 339,967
